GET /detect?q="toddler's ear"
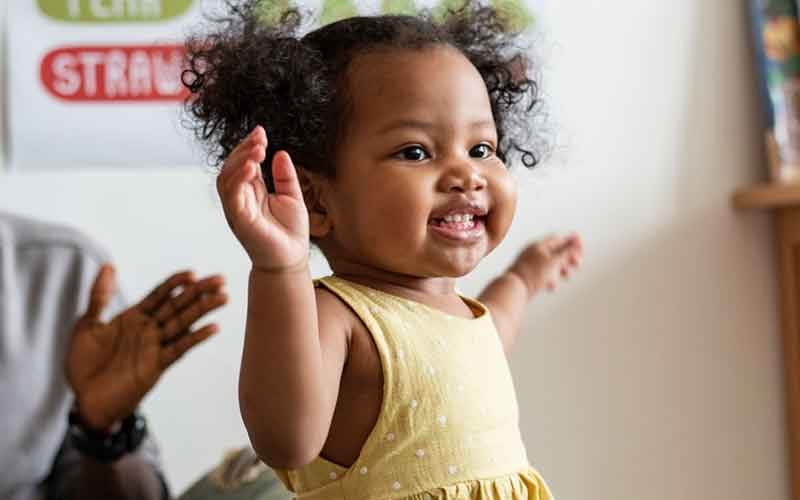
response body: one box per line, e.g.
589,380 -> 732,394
296,167 -> 333,238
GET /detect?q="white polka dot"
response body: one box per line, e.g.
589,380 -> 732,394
427,366 -> 436,375
410,399 -> 418,409
437,415 -> 447,426
415,448 -> 425,458
397,349 -> 405,360
392,481 -> 402,490
448,465 -> 458,475
386,432 -> 396,441
360,466 -> 368,475
329,472 -> 337,480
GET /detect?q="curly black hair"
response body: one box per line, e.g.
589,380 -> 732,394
183,0 -> 544,190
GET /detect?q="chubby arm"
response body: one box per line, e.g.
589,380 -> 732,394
218,126 -> 347,468
239,269 -> 348,469
479,234 -> 582,353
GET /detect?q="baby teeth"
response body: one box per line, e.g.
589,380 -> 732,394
436,220 -> 476,230
443,213 -> 474,223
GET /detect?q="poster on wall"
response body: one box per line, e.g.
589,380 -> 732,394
7,0 -> 540,170
7,0 -> 207,169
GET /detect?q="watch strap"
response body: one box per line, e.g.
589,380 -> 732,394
68,409 -> 147,463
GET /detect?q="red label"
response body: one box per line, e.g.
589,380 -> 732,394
40,45 -> 189,102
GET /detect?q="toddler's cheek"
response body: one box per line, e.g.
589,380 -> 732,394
488,175 -> 518,245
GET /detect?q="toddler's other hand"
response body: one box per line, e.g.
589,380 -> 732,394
510,234 -> 582,295
217,126 -> 310,271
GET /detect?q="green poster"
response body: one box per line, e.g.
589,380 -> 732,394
492,0 -> 534,31
381,0 -> 417,16
432,0 -> 466,20
257,0 -> 292,25
320,0 -> 359,25
260,0 -> 534,30
37,0 -> 195,22
435,0 -> 533,30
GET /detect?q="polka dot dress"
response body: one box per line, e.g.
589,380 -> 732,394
273,276 -> 553,500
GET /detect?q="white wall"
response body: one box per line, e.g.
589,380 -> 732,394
0,1 -> 791,499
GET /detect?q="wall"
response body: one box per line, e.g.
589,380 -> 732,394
0,1 -> 791,498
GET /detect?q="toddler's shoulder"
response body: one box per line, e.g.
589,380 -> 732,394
314,284 -> 363,344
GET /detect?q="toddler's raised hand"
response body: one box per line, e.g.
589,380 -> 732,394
217,126 -> 310,271
511,234 -> 583,294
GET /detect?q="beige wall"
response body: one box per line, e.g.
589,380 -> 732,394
0,1 -> 791,498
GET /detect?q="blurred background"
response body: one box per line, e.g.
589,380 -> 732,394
0,1 -> 789,499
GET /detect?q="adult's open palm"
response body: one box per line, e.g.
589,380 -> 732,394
67,265 -> 227,430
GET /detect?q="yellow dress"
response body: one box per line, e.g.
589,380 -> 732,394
274,276 -> 553,500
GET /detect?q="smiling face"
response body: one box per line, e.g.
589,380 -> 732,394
314,45 -> 517,279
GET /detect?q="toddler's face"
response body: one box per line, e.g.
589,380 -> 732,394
320,46 -> 517,278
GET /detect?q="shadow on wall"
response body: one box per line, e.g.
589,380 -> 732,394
511,2 -> 789,500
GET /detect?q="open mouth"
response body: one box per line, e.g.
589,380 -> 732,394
429,213 -> 487,241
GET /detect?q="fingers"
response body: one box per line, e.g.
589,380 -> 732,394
160,323 -> 219,369
271,151 -> 304,202
84,263 -> 117,321
224,157 -> 262,202
555,235 -> 581,277
152,275 -> 223,321
138,271 -> 196,315
216,131 -> 270,231
221,126 -> 267,175
563,233 -> 583,267
156,277 -> 228,343
541,233 -> 571,253
525,233 -> 583,292
218,126 -> 267,195
219,145 -> 267,195
543,233 -> 582,265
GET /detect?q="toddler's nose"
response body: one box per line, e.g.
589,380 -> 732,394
438,162 -> 487,193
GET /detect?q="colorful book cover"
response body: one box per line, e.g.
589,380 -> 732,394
750,0 -> 800,182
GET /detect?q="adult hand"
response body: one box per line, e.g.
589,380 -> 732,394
66,264 -> 227,431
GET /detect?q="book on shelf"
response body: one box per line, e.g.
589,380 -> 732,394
750,0 -> 800,182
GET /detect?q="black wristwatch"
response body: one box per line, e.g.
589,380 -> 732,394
68,409 -> 148,463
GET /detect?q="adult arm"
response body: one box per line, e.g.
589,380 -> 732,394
49,265 -> 227,499
46,432 -> 167,500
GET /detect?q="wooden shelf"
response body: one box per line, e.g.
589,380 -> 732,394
734,182 -> 800,499
733,183 -> 800,209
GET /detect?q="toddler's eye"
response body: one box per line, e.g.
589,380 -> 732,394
396,146 -> 429,162
470,143 -> 494,159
